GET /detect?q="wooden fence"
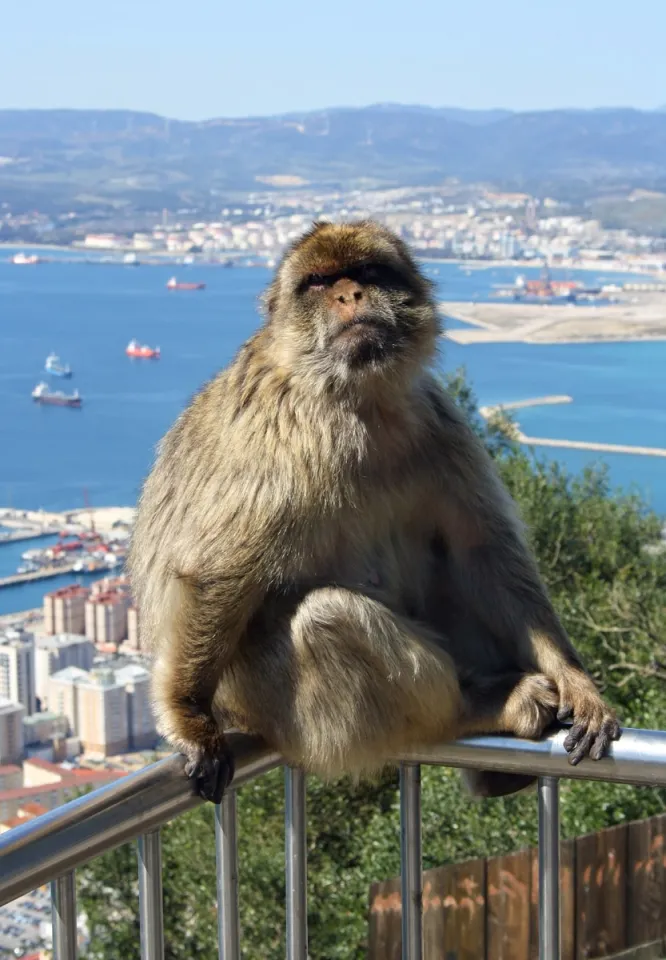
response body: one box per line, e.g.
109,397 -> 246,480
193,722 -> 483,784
368,814 -> 666,959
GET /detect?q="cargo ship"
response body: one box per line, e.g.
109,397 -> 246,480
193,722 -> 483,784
166,276 -> 206,291
32,382 -> 82,407
126,339 -> 160,359
10,252 -> 40,265
45,353 -> 72,378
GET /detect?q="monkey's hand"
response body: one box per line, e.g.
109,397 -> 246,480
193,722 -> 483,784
556,677 -> 621,765
181,712 -> 235,804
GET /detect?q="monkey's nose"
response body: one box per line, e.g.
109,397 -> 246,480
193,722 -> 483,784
332,279 -> 364,305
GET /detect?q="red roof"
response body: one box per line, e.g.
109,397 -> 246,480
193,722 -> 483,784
0,764 -> 21,777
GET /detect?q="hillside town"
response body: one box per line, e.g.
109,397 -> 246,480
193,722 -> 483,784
0,530 -> 161,958
5,185 -> 666,273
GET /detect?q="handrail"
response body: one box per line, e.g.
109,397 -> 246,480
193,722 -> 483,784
2,724 -> 664,908
2,725 -> 666,960
0,732 -> 280,907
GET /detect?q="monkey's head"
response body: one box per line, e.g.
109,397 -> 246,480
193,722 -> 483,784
264,221 -> 440,391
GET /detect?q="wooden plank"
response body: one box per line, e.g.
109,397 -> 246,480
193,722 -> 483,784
529,839 -> 575,960
627,815 -> 666,946
487,849 -> 531,960
422,858 -> 486,959
576,824 -> 628,958
369,876 -> 402,960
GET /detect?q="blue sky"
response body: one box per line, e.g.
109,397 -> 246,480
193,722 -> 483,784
2,0 -> 664,119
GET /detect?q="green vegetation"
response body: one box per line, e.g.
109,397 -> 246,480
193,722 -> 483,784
78,370 -> 666,959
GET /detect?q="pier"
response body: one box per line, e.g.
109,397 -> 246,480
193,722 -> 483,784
480,396 -> 666,458
0,528 -> 60,545
0,563 -> 78,588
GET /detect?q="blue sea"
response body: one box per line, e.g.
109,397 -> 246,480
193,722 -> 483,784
0,251 -> 664,614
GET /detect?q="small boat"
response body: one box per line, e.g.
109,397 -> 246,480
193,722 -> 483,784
11,252 -> 40,265
32,382 -> 82,408
45,353 -> 73,378
126,339 -> 160,359
166,276 -> 206,291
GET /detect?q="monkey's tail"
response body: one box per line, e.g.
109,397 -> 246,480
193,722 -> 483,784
462,769 -> 537,799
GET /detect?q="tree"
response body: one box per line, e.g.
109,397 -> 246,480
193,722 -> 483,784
78,369 -> 666,958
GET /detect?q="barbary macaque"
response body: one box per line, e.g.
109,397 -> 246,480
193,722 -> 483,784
128,220 -> 620,803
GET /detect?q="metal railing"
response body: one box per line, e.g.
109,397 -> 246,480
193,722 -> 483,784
2,726 -> 666,960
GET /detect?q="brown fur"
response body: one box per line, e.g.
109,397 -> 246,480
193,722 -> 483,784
128,220 -> 619,799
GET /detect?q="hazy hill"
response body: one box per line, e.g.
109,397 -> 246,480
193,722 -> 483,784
2,104 -> 666,213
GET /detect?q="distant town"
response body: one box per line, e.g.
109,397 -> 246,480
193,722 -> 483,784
0,506 -> 160,959
4,184 -> 666,274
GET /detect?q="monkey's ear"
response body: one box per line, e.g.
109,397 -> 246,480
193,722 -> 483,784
261,283 -> 279,318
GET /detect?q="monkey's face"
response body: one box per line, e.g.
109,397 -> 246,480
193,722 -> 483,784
266,221 -> 440,386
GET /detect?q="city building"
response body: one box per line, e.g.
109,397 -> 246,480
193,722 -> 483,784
34,633 -> 95,707
48,663 -> 156,758
0,757 -> 125,822
44,585 -> 90,636
23,711 -> 69,747
0,698 -> 25,764
0,629 -> 36,714
126,605 -> 140,651
85,588 -> 131,648
115,664 -> 155,750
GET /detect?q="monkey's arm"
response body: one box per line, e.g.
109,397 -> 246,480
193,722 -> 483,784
430,390 -> 620,763
152,565 -> 265,802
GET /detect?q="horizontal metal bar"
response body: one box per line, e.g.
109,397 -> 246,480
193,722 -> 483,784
2,725 -> 665,907
397,726 -> 666,788
0,732 -> 281,906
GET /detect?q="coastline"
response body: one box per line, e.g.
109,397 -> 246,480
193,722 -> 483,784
3,242 -> 664,277
441,296 -> 666,345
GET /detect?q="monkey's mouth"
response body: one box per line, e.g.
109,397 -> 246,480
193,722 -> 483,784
331,317 -> 396,366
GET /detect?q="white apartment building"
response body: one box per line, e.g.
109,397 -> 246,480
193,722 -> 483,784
0,629 -> 35,715
34,633 -> 95,709
0,697 -> 25,764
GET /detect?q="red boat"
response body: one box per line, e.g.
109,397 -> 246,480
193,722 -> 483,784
166,276 -> 206,291
126,340 -> 160,359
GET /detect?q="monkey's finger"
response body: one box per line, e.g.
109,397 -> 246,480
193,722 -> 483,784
557,704 -> 574,722
198,754 -> 234,805
563,722 -> 586,753
567,728 -> 596,766
589,717 -> 621,761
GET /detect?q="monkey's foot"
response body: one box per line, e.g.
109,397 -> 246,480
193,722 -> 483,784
500,673 -> 560,740
557,683 -> 621,765
184,742 -> 235,804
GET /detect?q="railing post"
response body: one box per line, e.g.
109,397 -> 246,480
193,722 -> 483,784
51,871 -> 77,960
538,776 -> 560,960
216,791 -> 241,960
285,767 -> 308,960
400,763 -> 423,960
138,830 -> 164,960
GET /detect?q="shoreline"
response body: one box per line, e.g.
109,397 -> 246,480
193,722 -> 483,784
2,242 -> 663,277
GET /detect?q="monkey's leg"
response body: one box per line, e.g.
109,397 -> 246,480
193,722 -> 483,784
227,586 -> 466,779
457,673 -> 560,798
442,501 -> 620,764
153,576 -> 249,803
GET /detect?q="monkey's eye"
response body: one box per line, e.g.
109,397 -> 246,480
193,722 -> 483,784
298,273 -> 327,293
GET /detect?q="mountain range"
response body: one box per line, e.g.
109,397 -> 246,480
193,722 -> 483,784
2,104 -> 666,214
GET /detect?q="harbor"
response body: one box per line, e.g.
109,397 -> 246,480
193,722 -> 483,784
0,506 -> 134,591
